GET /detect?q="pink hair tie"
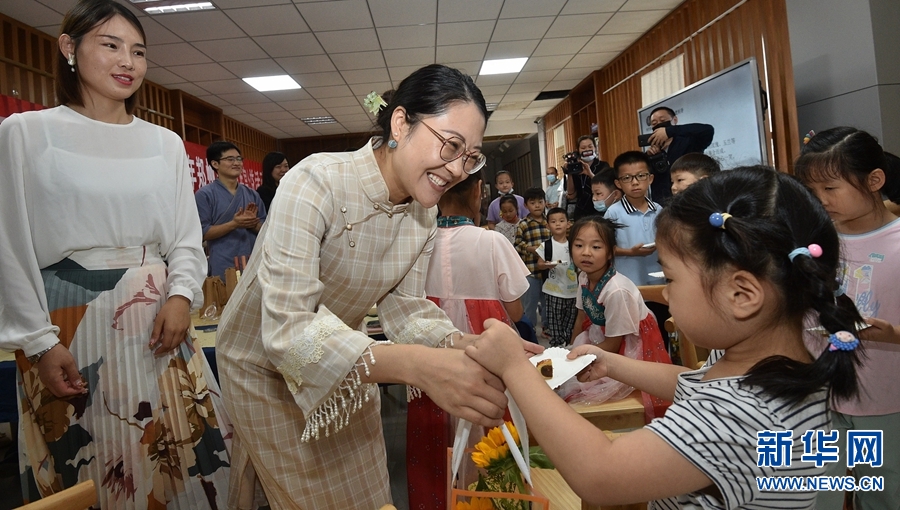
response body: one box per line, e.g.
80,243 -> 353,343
788,244 -> 823,262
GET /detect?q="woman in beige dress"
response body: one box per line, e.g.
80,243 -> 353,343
216,64 -> 535,509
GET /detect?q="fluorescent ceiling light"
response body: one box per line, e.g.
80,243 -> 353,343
242,75 -> 302,92
130,1 -> 215,15
301,116 -> 337,125
485,103 -> 499,111
479,58 -> 528,76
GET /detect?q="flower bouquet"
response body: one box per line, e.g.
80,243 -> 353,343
448,422 -> 553,510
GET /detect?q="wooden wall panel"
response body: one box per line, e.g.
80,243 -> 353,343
135,81 -> 174,131
543,0 -> 799,173
0,13 -> 56,107
279,133 -> 375,168
224,116 -> 278,163
0,11 -> 278,162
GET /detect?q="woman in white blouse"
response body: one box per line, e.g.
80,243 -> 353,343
0,1 -> 231,507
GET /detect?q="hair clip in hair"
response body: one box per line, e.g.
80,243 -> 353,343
803,130 -> 815,145
788,243 -> 823,262
708,212 -> 732,229
363,91 -> 387,115
828,330 -> 859,351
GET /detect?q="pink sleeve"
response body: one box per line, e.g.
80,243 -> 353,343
601,278 -> 644,337
493,233 -> 531,301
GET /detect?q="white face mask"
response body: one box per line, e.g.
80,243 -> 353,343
581,150 -> 596,162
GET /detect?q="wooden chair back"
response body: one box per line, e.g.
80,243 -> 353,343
17,481 -> 96,510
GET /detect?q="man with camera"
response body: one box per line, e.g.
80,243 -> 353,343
642,106 -> 714,202
565,135 -> 611,220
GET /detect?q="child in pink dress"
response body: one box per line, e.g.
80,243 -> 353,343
565,215 -> 671,421
407,171 -> 530,509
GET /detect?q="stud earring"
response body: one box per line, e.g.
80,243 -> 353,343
67,54 -> 75,72
387,139 -> 398,149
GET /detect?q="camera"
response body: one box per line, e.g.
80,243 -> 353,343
648,151 -> 668,174
564,151 -> 582,175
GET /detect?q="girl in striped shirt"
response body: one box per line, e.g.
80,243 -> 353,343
467,168 -> 863,509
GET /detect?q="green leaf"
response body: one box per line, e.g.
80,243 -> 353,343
528,447 -> 555,469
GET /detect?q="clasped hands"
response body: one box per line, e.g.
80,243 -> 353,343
233,202 -> 260,230
428,320 -> 608,428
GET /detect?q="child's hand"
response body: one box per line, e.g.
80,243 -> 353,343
859,317 -> 900,345
568,344 -> 610,382
465,319 -> 539,379
630,242 -> 656,257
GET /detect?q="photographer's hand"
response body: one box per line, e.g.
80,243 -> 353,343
646,144 -> 661,155
648,127 -> 670,147
580,160 -> 594,177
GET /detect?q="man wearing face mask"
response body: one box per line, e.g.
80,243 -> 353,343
645,106 -> 714,203
565,135 -> 610,220
544,166 -> 565,212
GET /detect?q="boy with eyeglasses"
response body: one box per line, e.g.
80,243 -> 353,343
195,140 -> 266,279
604,151 -> 663,286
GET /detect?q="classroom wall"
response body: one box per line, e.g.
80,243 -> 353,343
787,0 -> 900,153
543,0 -> 800,174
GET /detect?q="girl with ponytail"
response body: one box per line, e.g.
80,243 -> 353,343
465,167 -> 863,508
795,127 -> 900,510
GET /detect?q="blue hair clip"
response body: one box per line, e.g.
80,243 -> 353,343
828,330 -> 859,351
709,212 -> 732,230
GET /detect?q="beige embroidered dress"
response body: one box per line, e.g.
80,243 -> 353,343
215,138 -> 457,509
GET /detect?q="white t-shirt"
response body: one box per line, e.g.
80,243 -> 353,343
646,366 -> 829,509
536,238 -> 578,298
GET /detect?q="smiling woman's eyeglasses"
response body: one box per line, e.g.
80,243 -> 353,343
420,121 -> 486,174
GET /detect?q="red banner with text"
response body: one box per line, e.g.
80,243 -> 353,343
183,140 -> 262,193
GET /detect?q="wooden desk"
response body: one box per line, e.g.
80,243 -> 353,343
570,390 -> 644,431
190,311 -> 218,348
531,432 -> 647,510
532,468 -> 581,510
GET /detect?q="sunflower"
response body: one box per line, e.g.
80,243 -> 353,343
471,422 -> 517,469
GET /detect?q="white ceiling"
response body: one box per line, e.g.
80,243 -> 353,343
1,0 -> 684,140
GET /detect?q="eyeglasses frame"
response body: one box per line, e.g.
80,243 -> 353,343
616,172 -> 651,184
419,121 -> 486,174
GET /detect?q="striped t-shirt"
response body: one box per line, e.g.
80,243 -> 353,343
646,352 -> 830,509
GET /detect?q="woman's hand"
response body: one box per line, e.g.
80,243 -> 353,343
569,344 -> 611,382
36,344 -> 86,398
415,347 -> 508,428
150,295 -> 192,356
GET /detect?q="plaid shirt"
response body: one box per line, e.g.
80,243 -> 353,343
515,215 -> 551,279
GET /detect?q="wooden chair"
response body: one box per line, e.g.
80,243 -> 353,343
637,285 -> 705,369
17,481 -> 96,510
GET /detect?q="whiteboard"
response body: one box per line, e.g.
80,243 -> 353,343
638,58 -> 767,169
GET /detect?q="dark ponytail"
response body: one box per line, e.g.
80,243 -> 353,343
374,64 -> 487,140
656,167 -> 862,407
